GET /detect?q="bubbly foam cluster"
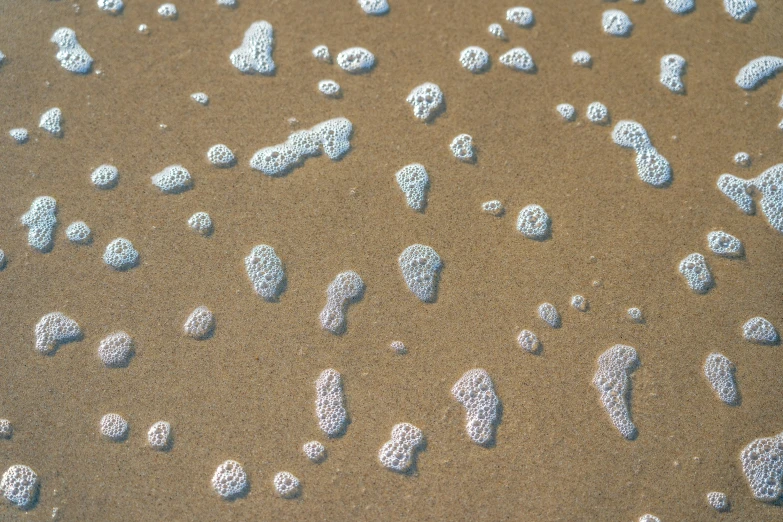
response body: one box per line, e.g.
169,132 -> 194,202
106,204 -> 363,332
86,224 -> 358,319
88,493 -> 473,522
538,303 -> 561,328
212,460 -> 247,499
250,118 -> 353,176
50,28 -> 93,74
92,165 -> 119,189
740,430 -> 783,501
660,54 -> 686,94
517,329 -> 540,354
753,164 -> 783,233
678,253 -> 713,293
482,200 -> 504,216
184,306 -> 215,339
320,271 -> 364,334
488,23 -> 506,40
188,212 -> 213,235
717,174 -> 754,214
395,164 -> 429,211
743,317 -> 779,344
98,331 -> 134,367
104,238 -> 139,270
66,221 -> 91,244
148,421 -> 171,450
100,413 -> 129,440
703,353 -> 738,405
207,144 -> 234,168
460,46 -> 489,73
516,204 -> 551,239
602,10 -> 632,37
627,307 -> 643,323
0,420 -> 12,439
664,0 -> 695,14
9,128 -> 28,144
398,244 -> 442,302
734,152 -> 751,167
0,465 -> 38,509
390,340 -> 407,354
21,196 -> 57,252
406,83 -> 444,122
506,7 -> 534,27
735,56 -> 783,90
303,441 -> 326,463
191,92 -> 209,105
336,47 -> 375,73
358,0 -> 389,15
592,344 -> 639,440
586,102 -> 609,124
273,472 -> 300,498
245,245 -> 285,301
315,369 -> 347,437
35,312 -> 81,354
707,491 -> 730,512
151,165 -> 192,193
707,231 -> 743,257
97,0 -> 124,14
572,50 -> 592,67
230,21 -> 275,75
450,134 -> 474,161
379,423 -> 424,472
571,295 -> 588,312
724,0 -> 757,21
556,103 -> 576,121
451,369 -> 500,446
499,47 -> 535,72
318,79 -> 341,97
158,3 -> 177,19
39,108 -> 63,136
612,120 -> 672,187
312,45 -> 331,63
639,516 -> 660,522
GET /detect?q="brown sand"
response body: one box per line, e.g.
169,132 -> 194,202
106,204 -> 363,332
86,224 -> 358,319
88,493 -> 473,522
1,0 -> 782,520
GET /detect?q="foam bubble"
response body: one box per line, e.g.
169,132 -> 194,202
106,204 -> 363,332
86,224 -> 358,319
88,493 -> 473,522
482,200 -> 504,216
639,516 -> 660,522
506,6 -> 534,27
603,10 -> 632,36
100,413 -> 129,440
538,303 -> 561,328
0,420 -> 12,439
516,204 -> 551,240
273,472 -> 300,498
707,491 -> 730,512
0,465 -> 38,508
571,295 -> 588,311
517,329 -> 540,354
724,0 -> 757,21
315,369 -> 348,437
104,238 -> 139,270
50,28 -> 93,74
97,0 -> 123,14
406,83 -> 444,122
151,165 -> 192,193
157,3 -> 177,19
743,316 -> 779,344
35,312 -> 81,354
586,102 -> 609,124
138,24 -> 149,35
735,56 -> 783,90
358,0 -> 388,15
556,103 -> 576,121
612,121 -> 672,187
593,344 -> 639,440
753,164 -> 783,233
379,423 -> 424,472
212,460 -> 248,499
499,47 -> 535,72
217,0 -> 237,6
572,50 -> 592,67
678,253 -> 713,293
660,54 -> 686,93
148,421 -> 171,450
183,306 -> 215,339
488,23 -> 506,40
9,128 -> 28,144
320,271 -> 364,334
191,92 -> 209,105
318,79 -> 341,98
733,152 -> 751,167
244,245 -> 285,301
312,118 -> 353,159
312,45 -> 331,64
98,331 -> 134,368
740,430 -> 783,501
188,212 -> 213,235
451,369 -> 499,446
230,21 -> 275,75
703,353 -> 739,405
303,441 -> 326,463
395,164 -> 429,211
627,307 -> 644,323
664,0 -> 695,14
92,165 -> 119,189
717,174 -> 754,214
398,244 -> 442,302
336,47 -> 375,73
206,144 -> 234,168
707,231 -> 743,257
460,46 -> 490,73
21,196 -> 57,252
450,134 -> 475,161
66,221 -> 91,244
39,107 -> 63,136
390,340 -> 407,354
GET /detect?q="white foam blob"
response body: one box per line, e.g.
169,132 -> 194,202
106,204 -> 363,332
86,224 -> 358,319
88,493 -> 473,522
217,0 -> 237,6
336,47 -> 375,73
593,344 -> 639,440
188,212 -> 213,235
379,423 -> 424,472
66,221 -> 91,244
517,329 -> 540,354
639,516 -> 660,522
506,6 -> 534,27
318,79 -> 341,97
191,92 -> 209,105
9,128 -> 28,144
97,0 -> 123,14
398,244 -> 442,302
571,295 -> 588,311
586,102 -> 609,124
664,0 -> 695,14
482,200 -> 504,216
660,54 -> 686,93
315,369 -> 348,437
0,249 -> 6,270
138,24 -> 149,35
230,21 -> 275,75
21,196 -> 57,252
312,45 -> 331,64
319,271 -> 364,334
488,23 -> 506,40
627,307 -> 643,323
516,204 -> 551,239
100,413 -> 128,440
50,28 -> 93,74
184,306 -> 215,339
151,165 -> 192,193
678,253 -> 713,293
212,460 -> 248,499
0,420 -> 12,439
98,331 -> 134,367
538,302 -> 561,328
395,163 -> 429,211
717,174 -> 754,214
736,56 -> 783,90
244,245 -> 285,301
39,107 -> 63,136
707,231 -> 743,257
602,10 -> 633,37
499,47 -> 535,72
724,0 -> 757,21
157,3 -> 177,19
390,340 -> 407,354
0,465 -> 38,508
35,312 -> 81,354
103,238 -> 139,270
406,82 -> 444,121
572,50 -> 592,67
743,316 -> 779,344
148,421 -> 171,450
207,144 -> 234,168
734,151 -> 751,167
273,472 -> 300,498
450,134 -> 475,161
91,165 -> 119,189
703,353 -> 739,405
740,430 -> 783,501
707,491 -> 730,512
556,103 -> 576,121
459,46 -> 490,73
303,441 -> 326,462
358,0 -> 389,15
451,369 -> 500,445
612,120 -> 672,187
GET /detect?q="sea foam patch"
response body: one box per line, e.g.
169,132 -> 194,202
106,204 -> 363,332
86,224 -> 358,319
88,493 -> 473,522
35,312 -> 81,354
320,271 -> 364,334
244,245 -> 285,301
660,54 -> 686,94
717,164 -> 783,233
212,460 -> 247,499
724,0 -> 757,21
452,369 -> 500,445
358,0 -> 389,15
704,353 -> 739,405
0,465 -> 38,509
51,28 -> 93,74
315,369 -> 348,437
740,430 -> 783,502
230,21 -> 275,75
21,196 -> 57,252
735,56 -> 783,90
39,108 -> 63,136
103,238 -> 139,270
516,204 -> 551,239
151,165 -> 192,193
395,164 -> 429,211
602,10 -> 632,37
336,47 -> 375,73
678,253 -> 713,293
612,120 -> 672,187
97,0 -> 123,14
379,423 -> 424,472
593,344 -> 639,440
399,244 -> 442,302
664,0 -> 695,14
499,47 -> 535,72
460,46 -> 489,73
406,83 -> 444,122
506,6 -> 534,27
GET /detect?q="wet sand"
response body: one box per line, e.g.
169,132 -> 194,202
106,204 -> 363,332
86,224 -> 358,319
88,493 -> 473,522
1,0 -> 782,520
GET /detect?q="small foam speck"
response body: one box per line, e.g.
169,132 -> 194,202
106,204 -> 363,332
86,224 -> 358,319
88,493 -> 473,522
157,3 -> 178,19
336,47 -> 375,73
488,23 -> 506,40
734,152 -> 751,167
97,0 -> 124,14
572,50 -> 592,67
460,46 -> 490,73
450,134 -> 475,161
556,103 -> 576,121
517,329 -> 540,354
191,92 -> 209,105
188,212 -> 213,235
303,441 -> 326,462
627,307 -> 643,323
571,295 -> 588,311
312,45 -> 331,64
538,303 -> 561,328
602,10 -> 632,37
707,491 -> 730,512
586,102 -> 609,124
9,128 -> 28,144
148,421 -> 171,450
318,79 -> 341,98
481,200 -> 504,216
